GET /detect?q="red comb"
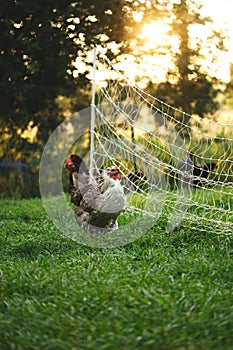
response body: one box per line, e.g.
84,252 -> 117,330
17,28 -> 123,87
65,158 -> 73,172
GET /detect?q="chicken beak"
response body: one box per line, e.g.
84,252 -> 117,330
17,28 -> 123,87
111,167 -> 120,175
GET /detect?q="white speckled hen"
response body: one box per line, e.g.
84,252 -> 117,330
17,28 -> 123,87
65,155 -> 125,232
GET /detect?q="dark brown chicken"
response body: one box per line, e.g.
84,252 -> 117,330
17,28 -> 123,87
186,148 -> 218,188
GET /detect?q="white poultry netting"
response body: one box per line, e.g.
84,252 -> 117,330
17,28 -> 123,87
87,52 -> 233,235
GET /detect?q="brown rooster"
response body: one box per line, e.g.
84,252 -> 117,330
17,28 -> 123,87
186,148 -> 218,188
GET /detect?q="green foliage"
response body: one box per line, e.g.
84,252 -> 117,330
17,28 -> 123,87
0,198 -> 233,350
146,0 -> 224,125
0,0 -> 139,163
0,0 -> 229,199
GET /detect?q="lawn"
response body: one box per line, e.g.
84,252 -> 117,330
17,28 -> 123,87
0,198 -> 233,350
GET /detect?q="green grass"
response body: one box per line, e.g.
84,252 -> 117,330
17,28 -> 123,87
0,198 -> 233,350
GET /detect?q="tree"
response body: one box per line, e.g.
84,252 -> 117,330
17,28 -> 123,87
145,0 -> 225,126
0,0 -> 144,161
0,0 -> 227,158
